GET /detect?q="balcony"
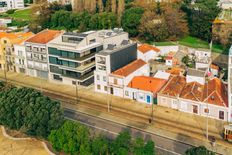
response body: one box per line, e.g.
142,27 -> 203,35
34,65 -> 48,71
76,61 -> 95,72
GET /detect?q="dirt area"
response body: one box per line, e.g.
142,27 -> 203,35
0,127 -> 50,155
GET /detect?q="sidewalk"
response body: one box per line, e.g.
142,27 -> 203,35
0,71 -> 232,154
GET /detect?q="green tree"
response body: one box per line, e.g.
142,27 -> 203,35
185,146 -> 215,155
144,140 -> 155,155
122,7 -> 144,37
92,135 -> 109,155
48,120 -> 91,155
182,0 -> 221,42
132,137 -> 145,155
111,130 -> 131,154
0,87 -> 63,138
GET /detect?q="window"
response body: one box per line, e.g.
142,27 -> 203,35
204,108 -> 209,114
53,74 -> 62,81
90,39 -> 96,44
49,57 -> 58,64
125,91 -> 129,96
48,47 -> 61,56
97,85 -> 101,90
103,76 -> 106,82
114,78 -> 118,85
72,81 -> 76,85
97,75 -> 100,80
104,86 -> 107,92
192,105 -> 198,114
219,111 -> 224,120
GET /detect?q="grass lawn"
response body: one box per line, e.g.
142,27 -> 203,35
8,9 -> 32,21
154,41 -> 176,46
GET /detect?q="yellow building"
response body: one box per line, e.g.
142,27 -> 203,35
0,32 -> 34,71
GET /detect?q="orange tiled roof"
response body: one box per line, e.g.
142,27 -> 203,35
0,32 -> 34,44
203,78 -> 228,107
26,29 -> 61,44
128,76 -> 167,95
160,76 -> 186,97
180,82 -> 204,102
210,64 -> 219,70
166,67 -> 184,76
111,59 -> 146,77
138,44 -> 160,54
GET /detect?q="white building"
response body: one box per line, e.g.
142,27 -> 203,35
108,59 -> 149,97
14,32 -> 34,74
137,44 -> 160,63
154,70 -> 170,80
125,76 -> 167,104
158,76 -> 229,121
194,49 -> 211,70
186,68 -> 206,85
228,46 -> 232,122
25,29 -> 61,79
0,0 -> 24,12
218,0 -> 232,9
0,18 -> 12,27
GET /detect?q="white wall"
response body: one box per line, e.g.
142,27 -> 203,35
124,87 -> 153,104
156,46 -> 179,55
137,50 -> 158,63
186,75 -> 205,85
14,44 -> 27,73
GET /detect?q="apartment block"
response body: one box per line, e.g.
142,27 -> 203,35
48,29 -> 128,86
25,29 -> 61,79
0,0 -> 24,12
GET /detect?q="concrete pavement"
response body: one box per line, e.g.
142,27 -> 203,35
0,71 -> 232,154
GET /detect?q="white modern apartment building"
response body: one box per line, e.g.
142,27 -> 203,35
0,0 -> 24,12
48,29 -> 129,86
95,42 -> 138,94
228,46 -> 232,122
25,29 -> 61,79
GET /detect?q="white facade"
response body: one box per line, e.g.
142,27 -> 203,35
14,43 -> 27,74
108,63 -> 149,97
137,50 -> 159,63
158,95 -> 229,121
228,46 -> 232,122
156,45 -> 179,55
25,42 -> 49,79
0,18 -> 12,26
0,0 -> 24,12
219,0 -> 232,9
124,87 -> 153,104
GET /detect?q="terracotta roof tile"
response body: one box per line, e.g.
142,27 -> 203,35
180,82 -> 204,102
26,29 -> 61,44
111,59 -> 146,77
128,76 -> 167,95
138,44 -> 160,54
0,32 -> 34,44
160,76 -> 186,97
203,78 -> 228,107
166,67 -> 184,76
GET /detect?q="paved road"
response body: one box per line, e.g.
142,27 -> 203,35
64,108 -> 193,155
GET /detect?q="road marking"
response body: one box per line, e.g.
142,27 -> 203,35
65,116 -> 182,155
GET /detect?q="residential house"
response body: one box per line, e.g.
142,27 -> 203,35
218,0 -> 232,9
13,32 -> 34,74
25,29 -> 61,79
95,42 -> 137,93
0,0 -> 24,12
137,44 -> 160,63
154,70 -> 170,80
125,76 -> 167,104
158,76 -> 186,109
108,59 -> 149,97
158,76 -> 229,121
194,49 -> 211,70
0,32 -> 33,72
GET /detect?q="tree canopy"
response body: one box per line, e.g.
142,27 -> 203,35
185,146 -> 215,155
0,87 -> 64,138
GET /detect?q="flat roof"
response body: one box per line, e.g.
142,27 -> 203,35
187,68 -> 206,77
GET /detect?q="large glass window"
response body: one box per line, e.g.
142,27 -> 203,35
61,51 -> 68,58
48,47 -> 61,56
69,61 -> 76,68
61,60 -> 69,67
49,57 -> 58,64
